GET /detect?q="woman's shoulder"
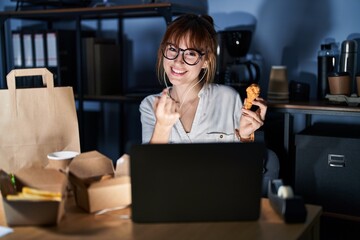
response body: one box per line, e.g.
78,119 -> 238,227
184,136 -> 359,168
140,92 -> 161,109
205,83 -> 239,96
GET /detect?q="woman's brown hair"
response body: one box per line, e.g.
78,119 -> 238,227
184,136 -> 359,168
156,14 -> 217,86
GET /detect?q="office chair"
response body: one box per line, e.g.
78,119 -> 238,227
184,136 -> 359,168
262,148 -> 280,197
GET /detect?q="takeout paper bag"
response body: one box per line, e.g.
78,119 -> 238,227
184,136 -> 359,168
0,68 -> 80,173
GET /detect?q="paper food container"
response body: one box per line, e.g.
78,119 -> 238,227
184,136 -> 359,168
0,168 -> 67,226
68,151 -> 131,213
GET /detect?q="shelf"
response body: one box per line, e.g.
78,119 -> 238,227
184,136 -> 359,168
0,2 -> 204,156
0,3 -> 206,88
268,100 -> 360,117
0,3 -> 204,22
75,94 -> 148,103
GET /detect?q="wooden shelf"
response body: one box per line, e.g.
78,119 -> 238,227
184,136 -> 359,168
0,3 -> 203,21
268,100 -> 360,116
0,3 -> 203,155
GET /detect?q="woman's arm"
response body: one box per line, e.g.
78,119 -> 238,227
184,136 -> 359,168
238,97 -> 267,141
140,89 -> 180,144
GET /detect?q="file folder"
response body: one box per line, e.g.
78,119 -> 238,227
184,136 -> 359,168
23,33 -> 34,67
34,32 -> 45,67
46,32 -> 58,67
11,32 -> 22,67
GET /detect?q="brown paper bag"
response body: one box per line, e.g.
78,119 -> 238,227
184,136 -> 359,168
0,68 -> 80,173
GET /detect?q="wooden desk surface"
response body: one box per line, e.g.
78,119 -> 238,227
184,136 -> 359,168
0,197 -> 322,240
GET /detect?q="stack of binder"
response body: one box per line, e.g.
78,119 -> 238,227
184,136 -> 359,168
11,29 -> 78,91
11,29 -> 122,96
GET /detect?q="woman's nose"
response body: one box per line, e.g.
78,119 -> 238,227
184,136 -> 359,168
174,52 -> 184,64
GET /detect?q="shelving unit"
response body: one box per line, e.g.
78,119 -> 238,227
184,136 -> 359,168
0,3 -> 206,156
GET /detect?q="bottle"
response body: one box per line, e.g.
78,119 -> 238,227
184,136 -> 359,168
339,40 -> 358,95
317,43 -> 338,99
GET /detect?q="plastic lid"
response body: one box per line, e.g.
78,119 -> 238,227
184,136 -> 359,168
320,44 -> 332,50
341,40 -> 357,53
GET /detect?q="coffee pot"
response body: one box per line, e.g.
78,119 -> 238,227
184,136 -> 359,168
216,30 -> 260,100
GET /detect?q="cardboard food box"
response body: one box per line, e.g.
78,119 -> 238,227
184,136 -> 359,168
0,168 -> 67,226
68,151 -> 131,213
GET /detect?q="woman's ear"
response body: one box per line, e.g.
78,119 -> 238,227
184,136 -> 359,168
202,61 -> 208,69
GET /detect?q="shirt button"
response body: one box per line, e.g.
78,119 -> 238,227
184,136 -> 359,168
220,135 -> 223,138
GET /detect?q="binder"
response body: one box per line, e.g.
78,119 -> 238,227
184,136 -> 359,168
34,32 -> 45,67
11,31 -> 22,67
82,37 -> 96,95
82,37 -> 121,96
46,32 -> 58,67
93,39 -> 121,95
23,32 -> 34,67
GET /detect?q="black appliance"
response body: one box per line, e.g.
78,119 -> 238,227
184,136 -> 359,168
216,30 -> 260,100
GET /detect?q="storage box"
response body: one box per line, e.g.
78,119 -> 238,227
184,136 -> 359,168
68,151 -> 131,213
295,123 -> 360,217
0,168 -> 67,226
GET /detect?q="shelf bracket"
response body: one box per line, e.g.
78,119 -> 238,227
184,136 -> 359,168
157,7 -> 173,25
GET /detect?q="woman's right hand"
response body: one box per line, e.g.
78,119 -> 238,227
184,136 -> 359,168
153,88 -> 180,129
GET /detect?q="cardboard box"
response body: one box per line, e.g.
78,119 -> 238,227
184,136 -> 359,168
68,151 -> 131,213
0,168 -> 67,226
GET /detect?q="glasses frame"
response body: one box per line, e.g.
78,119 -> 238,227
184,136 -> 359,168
162,43 -> 205,66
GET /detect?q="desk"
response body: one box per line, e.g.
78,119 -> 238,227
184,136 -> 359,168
1,198 -> 322,240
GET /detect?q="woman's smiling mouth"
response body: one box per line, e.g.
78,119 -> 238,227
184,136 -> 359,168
171,67 -> 187,76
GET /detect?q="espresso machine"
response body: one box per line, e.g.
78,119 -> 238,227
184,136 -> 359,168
216,28 -> 260,101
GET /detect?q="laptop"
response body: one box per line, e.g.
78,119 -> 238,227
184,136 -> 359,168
130,142 -> 266,223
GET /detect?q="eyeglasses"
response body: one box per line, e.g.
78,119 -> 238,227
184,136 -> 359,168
162,43 -> 205,66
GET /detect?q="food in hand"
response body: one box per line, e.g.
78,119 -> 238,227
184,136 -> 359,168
6,187 -> 62,201
244,83 -> 260,110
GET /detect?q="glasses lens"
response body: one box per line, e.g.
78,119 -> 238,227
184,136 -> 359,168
164,44 -> 178,60
183,49 -> 201,65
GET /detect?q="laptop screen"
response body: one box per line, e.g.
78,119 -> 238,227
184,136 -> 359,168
130,142 -> 266,223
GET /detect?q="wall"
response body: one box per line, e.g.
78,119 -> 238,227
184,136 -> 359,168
1,0 -> 359,159
209,0 -> 360,99
1,0 -> 360,96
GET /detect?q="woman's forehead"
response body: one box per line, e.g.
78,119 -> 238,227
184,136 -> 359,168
168,34 -> 201,49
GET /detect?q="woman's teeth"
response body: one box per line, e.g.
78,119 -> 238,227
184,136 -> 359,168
172,68 -> 186,74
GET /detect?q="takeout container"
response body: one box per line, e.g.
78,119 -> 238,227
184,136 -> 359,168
0,168 -> 67,226
68,151 -> 131,213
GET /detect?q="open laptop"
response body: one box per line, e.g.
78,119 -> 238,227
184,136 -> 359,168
130,142 -> 266,223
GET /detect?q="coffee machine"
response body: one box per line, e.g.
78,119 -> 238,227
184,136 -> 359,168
216,28 -> 260,101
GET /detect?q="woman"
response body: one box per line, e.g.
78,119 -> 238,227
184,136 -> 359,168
140,14 -> 267,144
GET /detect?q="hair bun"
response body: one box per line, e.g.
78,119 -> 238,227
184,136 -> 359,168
201,15 -> 214,27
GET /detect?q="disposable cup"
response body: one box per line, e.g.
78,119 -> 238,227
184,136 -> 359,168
328,72 -> 351,96
47,151 -> 79,172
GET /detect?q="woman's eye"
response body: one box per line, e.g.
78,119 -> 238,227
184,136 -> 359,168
169,46 -> 177,52
186,50 -> 197,57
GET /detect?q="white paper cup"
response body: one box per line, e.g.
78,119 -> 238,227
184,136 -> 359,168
47,151 -> 79,171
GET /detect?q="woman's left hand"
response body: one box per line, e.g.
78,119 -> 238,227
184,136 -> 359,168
239,97 -> 267,138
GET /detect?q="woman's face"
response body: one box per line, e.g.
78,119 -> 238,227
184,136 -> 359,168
163,36 -> 206,88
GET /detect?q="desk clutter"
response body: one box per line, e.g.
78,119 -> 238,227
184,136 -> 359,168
268,179 -> 307,223
0,68 -> 80,173
325,94 -> 360,106
0,68 -> 130,227
0,151 -> 131,227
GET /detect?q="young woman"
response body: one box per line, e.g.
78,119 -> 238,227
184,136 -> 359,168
140,14 -> 267,144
